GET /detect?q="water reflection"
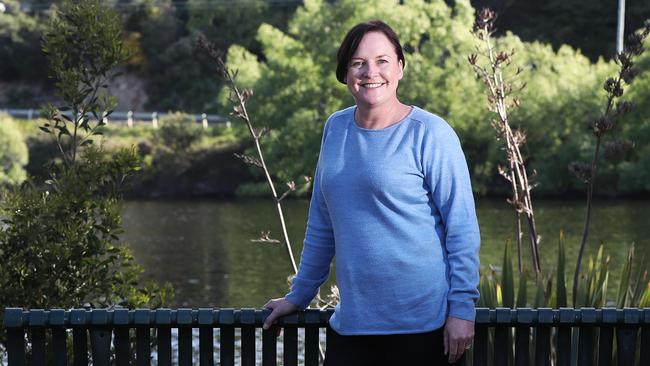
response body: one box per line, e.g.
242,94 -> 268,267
121,198 -> 649,308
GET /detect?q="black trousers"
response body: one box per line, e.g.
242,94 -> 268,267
323,326 -> 462,366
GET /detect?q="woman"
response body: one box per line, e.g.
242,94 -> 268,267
263,20 -> 480,365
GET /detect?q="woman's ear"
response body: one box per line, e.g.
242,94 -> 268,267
398,60 -> 404,80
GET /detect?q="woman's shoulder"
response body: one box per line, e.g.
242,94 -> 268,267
409,106 -> 457,139
322,106 -> 355,135
326,106 -> 355,124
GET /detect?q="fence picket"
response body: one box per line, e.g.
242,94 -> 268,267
263,327 -> 278,366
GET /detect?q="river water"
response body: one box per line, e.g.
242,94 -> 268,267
121,198 -> 649,308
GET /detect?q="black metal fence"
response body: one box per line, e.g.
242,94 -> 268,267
3,307 -> 650,365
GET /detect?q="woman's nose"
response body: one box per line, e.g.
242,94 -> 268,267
363,64 -> 379,78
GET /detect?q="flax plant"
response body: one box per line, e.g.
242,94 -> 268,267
570,21 -> 650,305
198,36 -> 333,360
197,37 -> 339,314
469,8 -> 541,275
197,36 -> 300,275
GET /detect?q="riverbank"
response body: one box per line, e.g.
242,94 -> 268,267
6,115 -> 650,199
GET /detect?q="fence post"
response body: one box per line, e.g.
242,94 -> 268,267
535,308 -> 553,366
127,110 -> 133,128
515,308 -> 532,366
134,309 -> 151,366
152,112 -> 158,128
241,308 -> 256,366
101,111 -> 109,125
219,308 -> 235,366
5,308 -> 25,366
202,113 -> 208,129
616,308 -> 640,365
113,308 -> 131,366
198,308 -> 215,365
90,309 -> 111,366
49,309 -> 67,366
283,313 -> 299,366
577,308 -> 596,366
177,308 -> 194,366
262,308 -> 278,366
70,309 -> 89,366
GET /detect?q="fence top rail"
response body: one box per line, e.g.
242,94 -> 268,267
4,307 -> 650,329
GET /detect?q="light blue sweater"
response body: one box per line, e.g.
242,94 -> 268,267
286,106 -> 480,335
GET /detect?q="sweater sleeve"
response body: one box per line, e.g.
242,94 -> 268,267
285,122 -> 336,309
422,119 -> 481,322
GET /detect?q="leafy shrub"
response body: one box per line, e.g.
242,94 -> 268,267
0,147 -> 172,310
155,112 -> 203,153
0,113 -> 28,186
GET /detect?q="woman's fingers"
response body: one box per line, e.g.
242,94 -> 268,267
443,327 -> 449,355
444,316 -> 474,363
262,303 -> 278,330
262,298 -> 298,334
448,337 -> 460,363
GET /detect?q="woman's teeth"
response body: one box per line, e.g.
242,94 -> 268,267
363,83 -> 383,88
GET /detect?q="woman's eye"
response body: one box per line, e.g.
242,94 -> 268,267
378,59 -> 388,64
350,61 -> 363,67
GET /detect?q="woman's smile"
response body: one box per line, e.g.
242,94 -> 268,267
361,82 -> 385,88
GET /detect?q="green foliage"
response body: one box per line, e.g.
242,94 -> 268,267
515,267 -> 528,308
472,0 -> 650,61
612,35 -> 650,194
477,267 -> 500,308
501,240 -> 515,308
42,0 -> 127,106
40,0 -> 128,166
0,147 -> 172,311
221,0 -> 624,195
640,283 -> 650,308
616,246 -> 634,308
155,112 -> 202,153
0,0 -> 49,82
0,1 -> 173,344
479,233 -> 647,309
124,0 -> 297,112
0,114 -> 28,186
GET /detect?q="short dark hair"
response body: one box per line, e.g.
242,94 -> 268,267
336,20 -> 405,84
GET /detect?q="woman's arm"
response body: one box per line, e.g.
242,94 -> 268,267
423,117 -> 480,363
263,121 -> 336,330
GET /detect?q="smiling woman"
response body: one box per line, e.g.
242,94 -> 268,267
262,20 -> 481,365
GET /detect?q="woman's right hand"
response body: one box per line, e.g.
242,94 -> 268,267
262,297 -> 298,334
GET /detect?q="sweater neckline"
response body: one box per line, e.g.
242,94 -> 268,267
351,105 -> 416,133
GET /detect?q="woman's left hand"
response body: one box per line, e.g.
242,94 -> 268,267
443,316 -> 475,364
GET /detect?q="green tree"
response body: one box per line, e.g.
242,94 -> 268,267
221,0 -> 618,196
614,34 -> 650,193
0,0 -> 49,82
0,114 -> 28,186
0,1 -> 172,351
471,0 -> 650,61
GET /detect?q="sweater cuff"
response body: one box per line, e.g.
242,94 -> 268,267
448,300 -> 476,322
285,288 -> 313,310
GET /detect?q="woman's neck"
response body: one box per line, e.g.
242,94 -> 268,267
354,100 -> 411,130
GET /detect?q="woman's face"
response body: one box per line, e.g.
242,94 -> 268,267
345,31 -> 403,108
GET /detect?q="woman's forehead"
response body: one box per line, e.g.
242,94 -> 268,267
352,31 -> 397,57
